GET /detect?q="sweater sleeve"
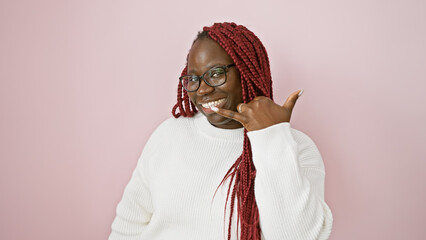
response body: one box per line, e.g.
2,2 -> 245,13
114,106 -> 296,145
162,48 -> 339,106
247,122 -> 333,240
109,132 -> 157,240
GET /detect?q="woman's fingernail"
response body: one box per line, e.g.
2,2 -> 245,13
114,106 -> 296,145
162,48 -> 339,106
211,106 -> 219,112
298,89 -> 304,97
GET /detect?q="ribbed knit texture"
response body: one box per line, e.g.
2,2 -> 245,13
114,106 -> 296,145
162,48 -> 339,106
109,113 -> 333,240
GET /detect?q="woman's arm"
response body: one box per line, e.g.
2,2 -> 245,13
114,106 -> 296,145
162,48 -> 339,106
212,91 -> 333,239
108,121 -> 165,240
248,122 -> 333,240
109,157 -> 154,240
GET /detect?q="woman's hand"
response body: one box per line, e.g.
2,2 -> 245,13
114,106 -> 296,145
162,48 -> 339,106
212,89 -> 303,132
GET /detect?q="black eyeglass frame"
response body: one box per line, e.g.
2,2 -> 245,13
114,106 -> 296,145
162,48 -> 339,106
179,64 -> 236,92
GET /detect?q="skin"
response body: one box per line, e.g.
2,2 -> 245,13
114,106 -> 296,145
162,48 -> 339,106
187,37 -> 302,131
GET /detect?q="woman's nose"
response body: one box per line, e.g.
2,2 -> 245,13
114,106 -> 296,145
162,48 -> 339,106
196,79 -> 214,96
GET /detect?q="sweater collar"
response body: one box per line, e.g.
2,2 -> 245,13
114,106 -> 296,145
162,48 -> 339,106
193,113 -> 245,142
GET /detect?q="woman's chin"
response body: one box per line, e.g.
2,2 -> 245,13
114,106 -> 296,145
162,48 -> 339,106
195,104 -> 243,129
206,114 -> 242,129
207,114 -> 232,125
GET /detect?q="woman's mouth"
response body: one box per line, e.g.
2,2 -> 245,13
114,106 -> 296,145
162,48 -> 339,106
200,98 -> 226,113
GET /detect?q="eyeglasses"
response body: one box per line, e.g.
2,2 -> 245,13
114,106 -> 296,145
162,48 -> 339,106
179,64 -> 236,92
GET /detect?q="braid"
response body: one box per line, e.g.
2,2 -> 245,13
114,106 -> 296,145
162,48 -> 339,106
172,22 -> 273,240
172,66 -> 197,117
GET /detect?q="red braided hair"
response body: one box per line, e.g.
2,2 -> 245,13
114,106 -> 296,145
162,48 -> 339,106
172,22 -> 273,240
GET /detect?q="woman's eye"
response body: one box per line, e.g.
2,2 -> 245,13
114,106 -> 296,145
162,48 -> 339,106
210,69 -> 225,78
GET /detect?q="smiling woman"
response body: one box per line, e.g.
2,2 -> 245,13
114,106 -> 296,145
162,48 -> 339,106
109,22 -> 333,240
186,38 -> 242,129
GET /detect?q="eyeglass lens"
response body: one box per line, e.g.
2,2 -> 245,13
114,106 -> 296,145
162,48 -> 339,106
181,67 -> 227,92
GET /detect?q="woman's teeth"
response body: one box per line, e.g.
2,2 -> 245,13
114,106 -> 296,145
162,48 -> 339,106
201,98 -> 225,108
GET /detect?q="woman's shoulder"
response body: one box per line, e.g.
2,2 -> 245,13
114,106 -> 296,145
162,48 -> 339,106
155,115 -> 197,131
139,116 -> 196,154
148,114 -> 200,140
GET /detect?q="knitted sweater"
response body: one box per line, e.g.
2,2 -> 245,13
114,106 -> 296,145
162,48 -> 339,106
109,113 -> 333,240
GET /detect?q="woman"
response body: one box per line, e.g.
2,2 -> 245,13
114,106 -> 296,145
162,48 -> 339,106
109,22 -> 333,240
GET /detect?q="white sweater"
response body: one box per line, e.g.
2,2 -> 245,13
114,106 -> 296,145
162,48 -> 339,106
109,113 -> 333,240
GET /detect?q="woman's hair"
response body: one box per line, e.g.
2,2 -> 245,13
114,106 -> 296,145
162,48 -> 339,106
172,22 -> 273,240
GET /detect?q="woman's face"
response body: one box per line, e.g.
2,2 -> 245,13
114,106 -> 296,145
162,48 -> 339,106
187,38 -> 243,129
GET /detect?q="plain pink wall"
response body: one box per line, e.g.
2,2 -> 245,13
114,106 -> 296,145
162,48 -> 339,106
1,0 -> 425,239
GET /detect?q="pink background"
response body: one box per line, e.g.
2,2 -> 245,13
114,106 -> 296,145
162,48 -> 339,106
1,0 -> 425,239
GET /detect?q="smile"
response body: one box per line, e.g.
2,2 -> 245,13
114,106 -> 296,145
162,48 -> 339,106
200,98 -> 226,109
